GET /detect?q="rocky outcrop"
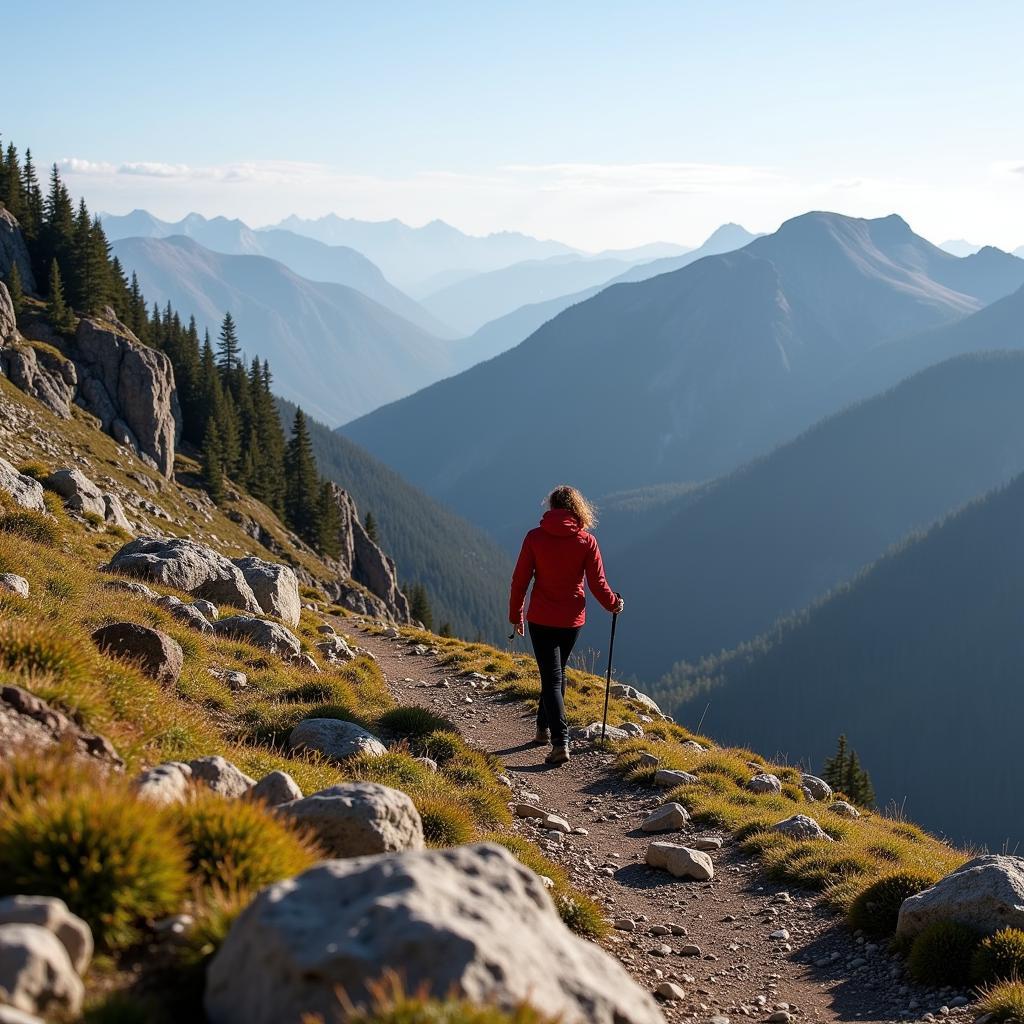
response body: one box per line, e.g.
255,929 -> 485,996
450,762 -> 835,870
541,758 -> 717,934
0,685 -> 123,769
91,623 -> 184,685
44,468 -> 129,531
0,208 -> 36,293
896,855 -> 1024,939
105,537 -> 261,613
0,456 -> 46,512
204,843 -> 664,1024
69,314 -> 179,477
322,483 -> 411,623
231,557 -> 300,626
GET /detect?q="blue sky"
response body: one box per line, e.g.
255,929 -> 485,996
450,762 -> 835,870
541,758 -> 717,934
5,0 -> 1023,249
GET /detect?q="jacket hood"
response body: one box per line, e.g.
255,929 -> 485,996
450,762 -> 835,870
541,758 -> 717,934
540,509 -> 582,537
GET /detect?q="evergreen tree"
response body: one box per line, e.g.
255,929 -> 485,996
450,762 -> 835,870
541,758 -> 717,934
284,408 -> 322,546
823,734 -> 875,807
439,622 -> 453,638
217,312 -> 241,377
5,263 -> 23,316
46,259 -> 73,333
202,418 -> 226,504
364,511 -> 379,543
317,480 -> 343,558
20,148 -> 42,243
408,583 -> 433,630
41,164 -> 74,286
2,143 -> 25,221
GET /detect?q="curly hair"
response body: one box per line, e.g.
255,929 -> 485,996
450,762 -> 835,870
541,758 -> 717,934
547,485 -> 597,530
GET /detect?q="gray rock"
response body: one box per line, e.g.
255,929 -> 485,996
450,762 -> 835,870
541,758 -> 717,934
772,814 -> 833,841
208,667 -> 248,691
514,804 -> 547,820
0,1004 -> 45,1023
204,843 -> 663,1024
0,573 -> 29,598
134,762 -> 192,806
0,209 -> 37,292
91,622 -> 183,685
231,557 -> 301,627
619,722 -> 645,738
800,774 -> 833,802
105,537 -> 261,613
543,813 -> 572,834
43,468 -> 106,518
250,771 -> 303,807
288,718 -> 386,761
102,493 -> 132,532
71,315 -> 178,477
191,599 -> 219,620
610,683 -> 663,715
573,722 -> 631,742
691,837 -> 723,851
156,595 -> 213,633
642,802 -> 690,833
0,328 -> 76,420
0,897 -> 92,974
212,616 -> 302,658
638,751 -> 660,767
656,982 -> 686,1000
103,578 -> 157,600
277,782 -> 424,858
830,800 -> 861,818
188,756 -> 256,798
0,923 -> 83,1017
314,635 -> 356,663
896,855 -> 1024,939
748,773 -> 783,795
645,842 -> 715,881
654,769 -> 700,788
0,456 -> 45,512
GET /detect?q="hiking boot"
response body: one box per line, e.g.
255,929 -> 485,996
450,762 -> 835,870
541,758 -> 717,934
545,744 -> 570,765
533,728 -> 551,746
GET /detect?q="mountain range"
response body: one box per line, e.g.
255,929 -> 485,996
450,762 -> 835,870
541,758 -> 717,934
341,212 -> 1024,542
112,235 -> 453,425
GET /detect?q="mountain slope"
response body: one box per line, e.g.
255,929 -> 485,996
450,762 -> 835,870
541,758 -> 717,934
278,399 -> 512,641
343,212 -> 1024,539
101,211 -> 448,335
112,235 -> 452,425
420,254 -> 634,336
591,350 -> 1024,680
268,214 -> 577,289
661,468 -> 1024,848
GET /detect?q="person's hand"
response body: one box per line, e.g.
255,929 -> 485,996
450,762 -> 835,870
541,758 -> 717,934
614,596 -> 625,614
509,619 -> 525,636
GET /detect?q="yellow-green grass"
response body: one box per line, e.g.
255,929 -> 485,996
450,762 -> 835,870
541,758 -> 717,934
977,979 -> 1024,1022
973,928 -> 1024,986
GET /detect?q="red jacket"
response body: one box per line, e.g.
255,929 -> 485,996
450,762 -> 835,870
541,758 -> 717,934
509,510 -> 619,628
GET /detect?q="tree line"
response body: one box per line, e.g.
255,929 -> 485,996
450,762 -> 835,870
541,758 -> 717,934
0,136 -> 353,563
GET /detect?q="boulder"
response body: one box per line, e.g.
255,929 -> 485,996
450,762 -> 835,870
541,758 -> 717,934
277,782 -> 424,858
896,855 -> 1024,939
645,842 -> 715,881
800,774 -> 833,802
0,897 -> 92,974
0,574 -> 29,598
103,578 -> 157,600
619,722 -> 645,738
314,635 -> 356,663
654,769 -> 699,788
91,622 -> 183,685
42,468 -> 106,518
772,814 -> 833,842
642,803 -> 690,833
204,843 -> 663,1024
105,537 -> 261,613
250,771 -> 303,807
71,315 -> 178,477
0,684 -> 123,768
231,557 -> 301,627
0,923 -> 83,1017
0,326 -> 76,420
288,718 -> 386,761
0,456 -> 45,512
212,616 -> 303,658
208,667 -> 248,691
134,762 -> 192,806
748,773 -> 783,795
102,493 -> 132,532
610,683 -> 663,715
830,800 -> 860,819
0,209 -> 37,293
156,595 -> 213,633
188,756 -> 256,799
573,722 -> 630,742
192,599 -> 219,620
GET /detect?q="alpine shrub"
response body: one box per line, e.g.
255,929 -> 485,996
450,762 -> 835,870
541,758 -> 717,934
977,979 -> 1024,1023
907,920 -> 981,986
847,870 -> 939,937
972,927 -> 1024,984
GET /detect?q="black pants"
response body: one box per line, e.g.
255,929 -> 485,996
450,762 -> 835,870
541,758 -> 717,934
528,623 -> 581,746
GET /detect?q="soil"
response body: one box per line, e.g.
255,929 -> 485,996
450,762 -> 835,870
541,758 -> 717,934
352,625 -> 978,1024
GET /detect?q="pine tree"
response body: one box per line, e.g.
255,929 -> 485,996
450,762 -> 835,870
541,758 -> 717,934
284,408 -> 322,546
20,148 -> 42,243
5,263 -> 23,316
46,259 -> 73,333
823,735 -> 849,792
823,734 -> 875,807
439,622 -> 453,638
202,418 -> 226,504
364,511 -> 379,543
408,583 -> 433,631
217,312 -> 241,378
317,480 -> 343,558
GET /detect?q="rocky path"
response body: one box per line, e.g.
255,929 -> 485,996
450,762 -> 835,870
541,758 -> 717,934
353,627 -> 976,1024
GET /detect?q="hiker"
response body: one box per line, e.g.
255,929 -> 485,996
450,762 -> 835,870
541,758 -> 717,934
509,485 -> 624,765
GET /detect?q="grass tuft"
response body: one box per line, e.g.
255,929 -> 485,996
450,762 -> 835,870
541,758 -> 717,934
0,508 -> 63,546
977,979 -> 1024,1023
906,920 -> 981,986
973,927 -> 1024,985
847,870 -> 940,937
378,705 -> 458,739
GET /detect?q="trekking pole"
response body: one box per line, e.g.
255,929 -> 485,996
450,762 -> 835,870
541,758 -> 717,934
600,595 -> 621,743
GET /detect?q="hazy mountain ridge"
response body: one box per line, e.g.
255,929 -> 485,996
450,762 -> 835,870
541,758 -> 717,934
112,235 -> 453,426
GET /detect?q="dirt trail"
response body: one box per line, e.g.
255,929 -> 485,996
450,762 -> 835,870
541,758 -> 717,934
351,626 -> 974,1024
